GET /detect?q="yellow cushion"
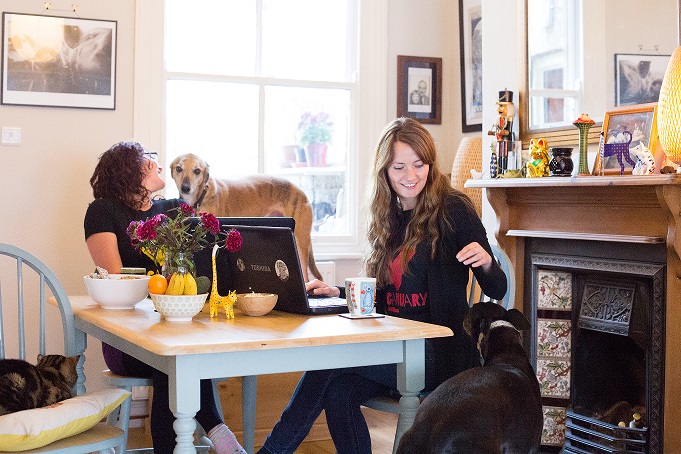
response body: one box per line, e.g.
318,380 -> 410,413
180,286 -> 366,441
0,388 -> 130,452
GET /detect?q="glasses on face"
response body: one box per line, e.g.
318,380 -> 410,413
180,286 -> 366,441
143,151 -> 159,163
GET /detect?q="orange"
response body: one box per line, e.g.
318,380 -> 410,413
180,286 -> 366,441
148,274 -> 168,295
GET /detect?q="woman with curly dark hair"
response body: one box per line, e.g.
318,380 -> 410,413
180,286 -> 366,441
258,118 -> 507,454
84,141 -> 246,454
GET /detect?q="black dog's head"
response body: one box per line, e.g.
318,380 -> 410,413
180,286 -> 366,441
463,301 -> 531,362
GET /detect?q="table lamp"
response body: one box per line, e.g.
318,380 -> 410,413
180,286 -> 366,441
657,45 -> 681,164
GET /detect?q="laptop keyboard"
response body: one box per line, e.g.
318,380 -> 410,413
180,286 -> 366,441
308,296 -> 347,307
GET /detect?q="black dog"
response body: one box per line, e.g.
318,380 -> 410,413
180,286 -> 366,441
396,302 -> 543,453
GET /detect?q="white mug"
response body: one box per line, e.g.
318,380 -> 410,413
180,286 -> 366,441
345,277 -> 376,316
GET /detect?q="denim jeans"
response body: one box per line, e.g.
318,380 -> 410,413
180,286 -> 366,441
258,341 -> 436,454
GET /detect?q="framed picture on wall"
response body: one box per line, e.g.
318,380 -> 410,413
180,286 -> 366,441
397,55 -> 442,124
1,12 -> 117,109
615,53 -> 669,106
459,0 -> 482,132
592,102 -> 658,175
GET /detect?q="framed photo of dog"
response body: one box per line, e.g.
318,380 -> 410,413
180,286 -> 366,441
592,103 -> 658,176
1,12 -> 117,109
397,55 -> 442,124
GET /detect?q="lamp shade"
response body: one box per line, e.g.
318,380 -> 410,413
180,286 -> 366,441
657,46 -> 681,164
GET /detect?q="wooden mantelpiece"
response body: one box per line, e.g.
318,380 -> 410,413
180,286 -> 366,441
466,174 -> 681,452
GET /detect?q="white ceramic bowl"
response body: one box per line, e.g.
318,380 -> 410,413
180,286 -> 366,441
83,274 -> 150,309
149,293 -> 208,322
237,293 -> 278,316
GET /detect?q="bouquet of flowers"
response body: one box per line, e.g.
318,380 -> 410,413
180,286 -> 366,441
126,203 -> 241,275
297,111 -> 334,146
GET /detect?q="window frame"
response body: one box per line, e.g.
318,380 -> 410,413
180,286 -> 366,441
133,0 -> 387,258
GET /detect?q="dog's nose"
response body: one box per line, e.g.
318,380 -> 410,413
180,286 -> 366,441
180,182 -> 191,194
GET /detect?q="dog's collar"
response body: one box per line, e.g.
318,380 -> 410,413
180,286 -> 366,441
489,320 -> 519,332
193,172 -> 210,211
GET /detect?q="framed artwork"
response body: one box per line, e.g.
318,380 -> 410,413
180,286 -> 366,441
459,0 -> 482,132
397,55 -> 442,125
2,12 -> 117,109
615,53 -> 669,106
592,103 -> 658,175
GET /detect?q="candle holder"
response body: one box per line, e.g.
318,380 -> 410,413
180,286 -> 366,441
573,114 -> 595,176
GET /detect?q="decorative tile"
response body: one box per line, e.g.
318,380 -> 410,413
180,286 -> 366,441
537,269 -> 572,310
537,318 -> 572,358
536,358 -> 571,398
542,405 -> 567,446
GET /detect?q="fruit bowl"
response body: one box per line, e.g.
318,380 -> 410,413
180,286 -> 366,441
150,293 -> 208,322
83,274 -> 150,309
237,293 -> 278,316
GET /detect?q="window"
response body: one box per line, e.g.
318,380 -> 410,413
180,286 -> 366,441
164,0 -> 354,238
134,0 -> 386,256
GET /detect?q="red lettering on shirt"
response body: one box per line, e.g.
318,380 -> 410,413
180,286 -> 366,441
389,250 -> 416,290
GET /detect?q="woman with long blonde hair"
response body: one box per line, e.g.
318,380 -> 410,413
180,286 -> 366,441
257,118 -> 506,454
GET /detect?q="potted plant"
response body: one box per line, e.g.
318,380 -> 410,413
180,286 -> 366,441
297,112 -> 333,167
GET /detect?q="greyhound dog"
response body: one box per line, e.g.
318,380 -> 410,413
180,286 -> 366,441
397,302 -> 543,454
169,153 -> 322,281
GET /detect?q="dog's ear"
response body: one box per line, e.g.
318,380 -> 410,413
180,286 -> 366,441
505,308 -> 531,331
464,302 -> 506,340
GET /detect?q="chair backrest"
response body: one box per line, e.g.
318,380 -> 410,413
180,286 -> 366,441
467,244 -> 515,310
0,243 -> 87,395
451,137 -> 483,216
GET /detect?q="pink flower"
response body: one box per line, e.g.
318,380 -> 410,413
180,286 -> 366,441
225,228 -> 243,252
180,203 -> 195,217
200,212 -> 220,235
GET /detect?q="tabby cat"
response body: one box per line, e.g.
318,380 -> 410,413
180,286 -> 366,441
0,354 -> 80,416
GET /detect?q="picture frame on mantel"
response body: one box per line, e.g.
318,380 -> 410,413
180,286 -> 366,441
459,0 -> 482,132
397,55 -> 442,125
1,12 -> 117,109
592,103 -> 658,176
615,53 -> 669,107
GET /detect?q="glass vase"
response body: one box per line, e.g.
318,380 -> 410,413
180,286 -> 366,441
575,122 -> 593,175
161,250 -> 195,277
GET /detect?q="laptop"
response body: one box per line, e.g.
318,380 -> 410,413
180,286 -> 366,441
192,221 -> 348,315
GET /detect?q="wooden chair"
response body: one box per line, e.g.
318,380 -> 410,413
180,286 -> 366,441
450,137 -> 483,216
0,243 -> 129,453
362,244 -> 515,453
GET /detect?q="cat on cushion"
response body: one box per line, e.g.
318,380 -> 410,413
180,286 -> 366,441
0,354 -> 80,415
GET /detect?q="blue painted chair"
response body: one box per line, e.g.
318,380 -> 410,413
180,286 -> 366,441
362,244 -> 516,454
0,243 -> 130,453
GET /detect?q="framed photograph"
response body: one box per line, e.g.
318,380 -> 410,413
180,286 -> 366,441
592,103 -> 658,175
459,0 -> 482,132
2,12 -> 117,109
615,53 -> 669,106
397,55 -> 442,124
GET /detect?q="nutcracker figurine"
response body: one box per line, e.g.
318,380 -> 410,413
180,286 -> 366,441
487,89 -> 516,174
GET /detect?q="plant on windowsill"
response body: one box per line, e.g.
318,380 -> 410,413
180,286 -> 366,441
297,112 -> 334,167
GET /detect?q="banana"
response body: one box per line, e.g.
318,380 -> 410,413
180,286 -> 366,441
165,273 -> 185,295
183,273 -> 198,295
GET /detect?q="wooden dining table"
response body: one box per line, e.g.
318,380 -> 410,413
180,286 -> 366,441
65,296 -> 453,453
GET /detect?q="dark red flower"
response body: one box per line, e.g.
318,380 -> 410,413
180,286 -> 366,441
179,203 -> 195,217
200,212 -> 220,235
225,228 -> 243,252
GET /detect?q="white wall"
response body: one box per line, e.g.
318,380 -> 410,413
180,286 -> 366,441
0,0 -> 471,389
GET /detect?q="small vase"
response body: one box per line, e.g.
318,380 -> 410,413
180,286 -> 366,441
549,147 -> 574,177
575,122 -> 593,175
304,143 -> 328,167
161,250 -> 195,277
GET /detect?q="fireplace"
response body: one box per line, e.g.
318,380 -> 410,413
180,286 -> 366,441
527,239 -> 665,452
465,175 -> 681,453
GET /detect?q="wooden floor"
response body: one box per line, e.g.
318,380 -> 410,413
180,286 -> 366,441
127,407 -> 399,453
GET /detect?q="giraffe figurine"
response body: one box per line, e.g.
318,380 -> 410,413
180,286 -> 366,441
209,244 -> 237,319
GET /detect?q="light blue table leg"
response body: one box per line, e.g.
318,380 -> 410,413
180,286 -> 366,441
394,338 -> 425,454
242,375 -> 257,453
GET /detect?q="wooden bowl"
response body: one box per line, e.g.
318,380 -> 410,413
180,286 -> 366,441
237,293 -> 278,316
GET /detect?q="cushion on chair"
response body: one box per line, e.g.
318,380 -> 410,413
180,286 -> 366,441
0,388 -> 130,452
450,137 -> 483,216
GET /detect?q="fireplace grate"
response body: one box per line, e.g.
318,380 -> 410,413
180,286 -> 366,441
564,410 -> 648,453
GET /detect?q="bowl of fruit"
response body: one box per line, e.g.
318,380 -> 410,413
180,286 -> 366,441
149,273 -> 211,322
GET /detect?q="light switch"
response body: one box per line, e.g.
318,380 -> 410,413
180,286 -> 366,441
1,127 -> 21,145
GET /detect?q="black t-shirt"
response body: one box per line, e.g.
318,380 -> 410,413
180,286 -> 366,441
84,197 -> 181,273
384,229 -> 430,322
